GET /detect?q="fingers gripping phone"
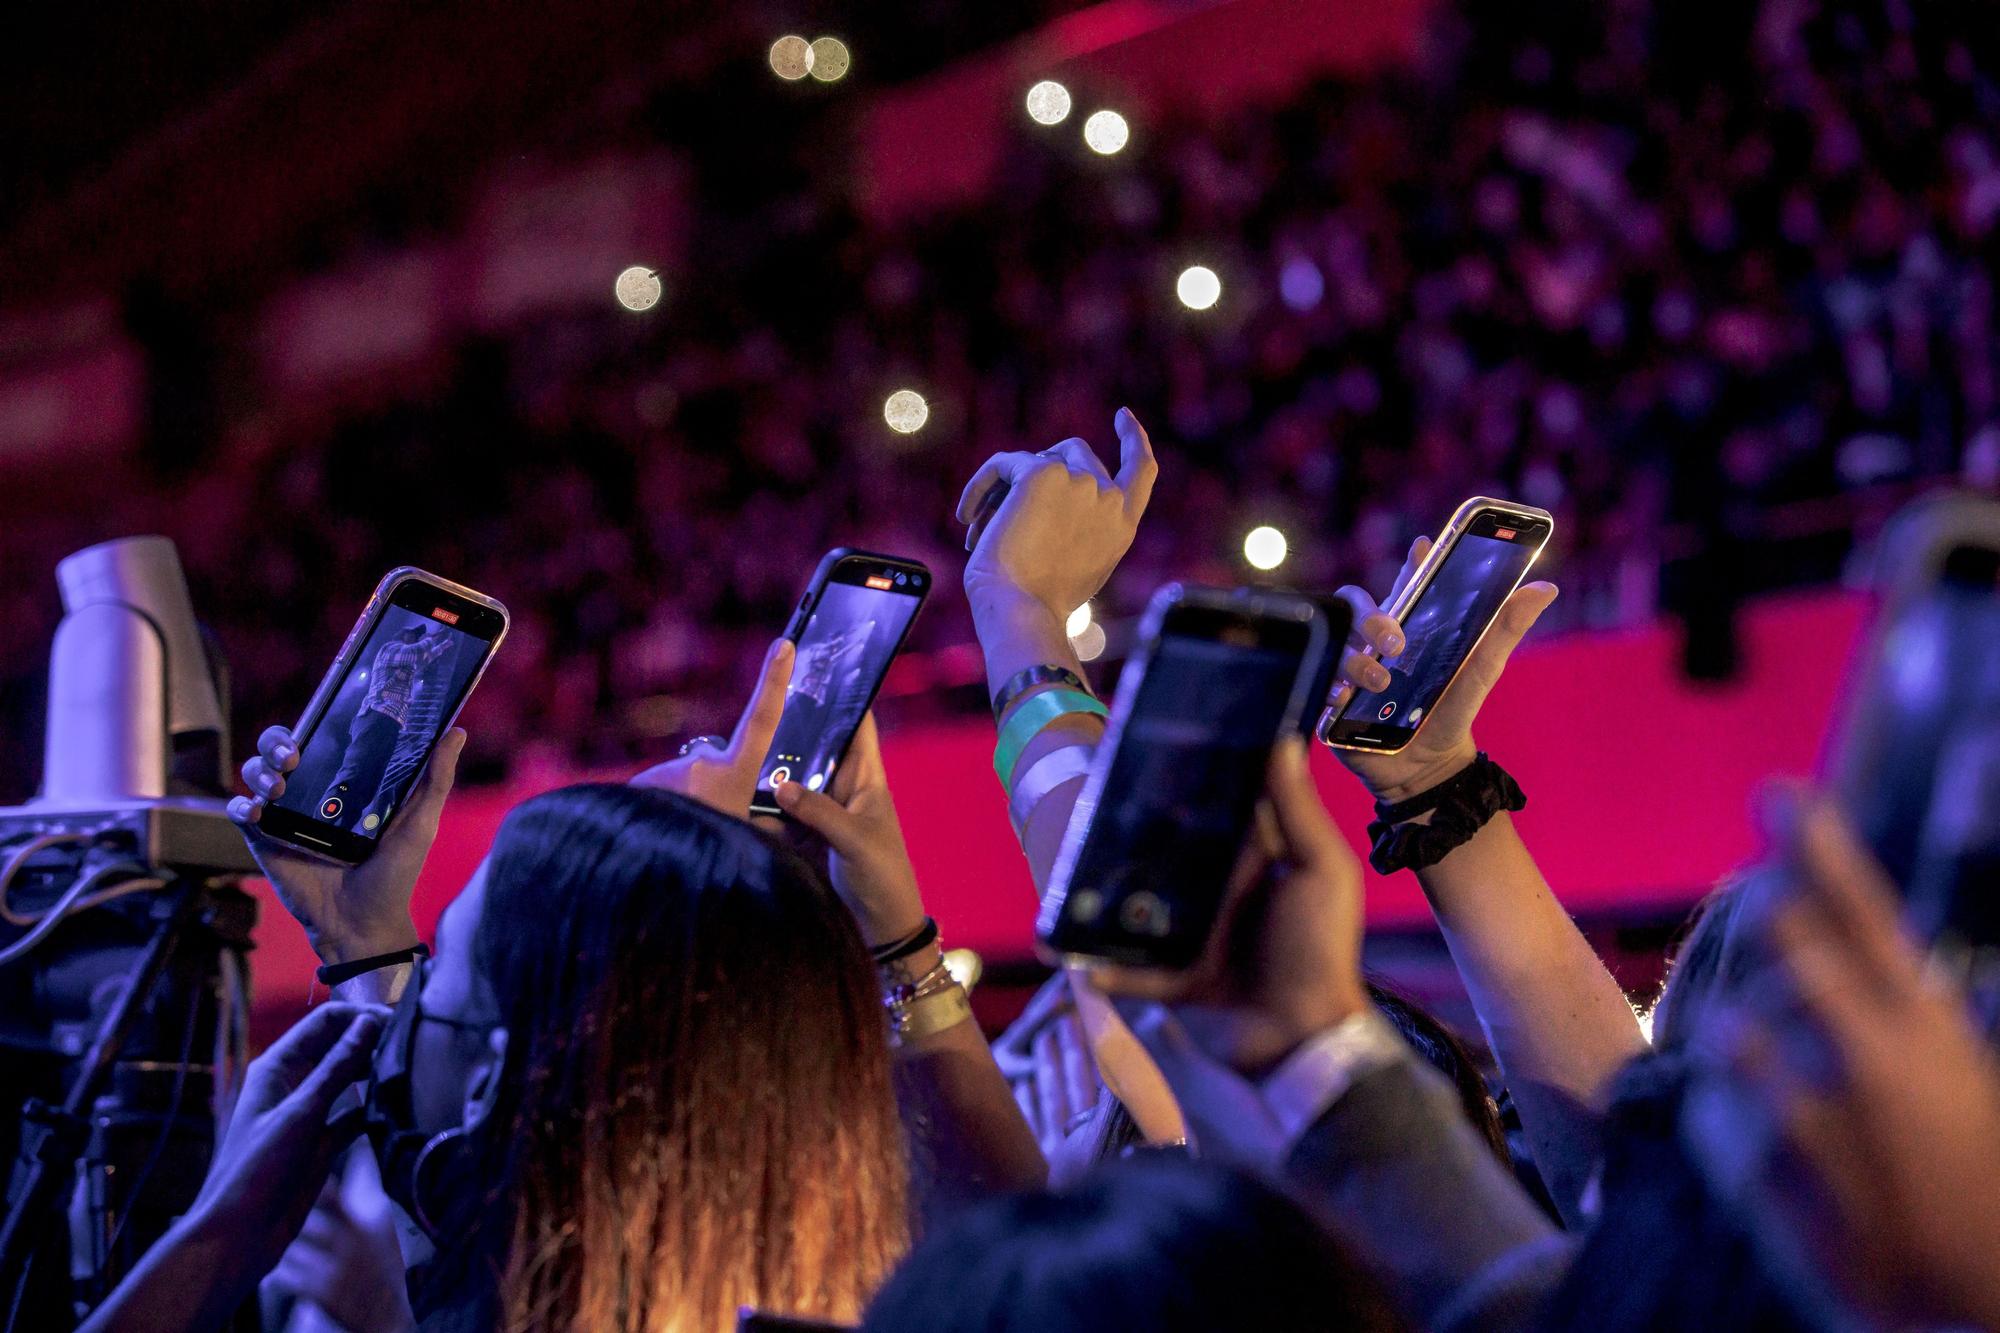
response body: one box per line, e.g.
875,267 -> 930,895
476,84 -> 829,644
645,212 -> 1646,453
751,549 -> 931,817
1829,493 -> 2000,956
1319,497 -> 1553,754
257,570 -> 508,863
1036,584 -> 1344,969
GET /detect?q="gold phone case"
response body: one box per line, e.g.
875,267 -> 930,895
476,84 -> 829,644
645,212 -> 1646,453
1317,496 -> 1552,755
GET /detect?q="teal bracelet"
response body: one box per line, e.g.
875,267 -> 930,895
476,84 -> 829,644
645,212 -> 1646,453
993,688 -> 1107,787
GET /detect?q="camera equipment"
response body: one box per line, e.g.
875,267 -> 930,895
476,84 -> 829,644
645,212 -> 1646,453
0,537 -> 257,1332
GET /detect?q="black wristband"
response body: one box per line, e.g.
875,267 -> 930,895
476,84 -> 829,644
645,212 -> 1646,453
1366,753 -> 1525,874
316,941 -> 430,988
871,916 -> 939,965
992,665 -> 1093,720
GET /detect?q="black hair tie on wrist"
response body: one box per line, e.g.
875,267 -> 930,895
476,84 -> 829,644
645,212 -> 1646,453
872,916 -> 939,965
316,941 -> 430,988
1366,753 -> 1525,875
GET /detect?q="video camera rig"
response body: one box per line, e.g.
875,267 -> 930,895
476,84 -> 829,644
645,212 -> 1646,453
0,537 -> 258,1332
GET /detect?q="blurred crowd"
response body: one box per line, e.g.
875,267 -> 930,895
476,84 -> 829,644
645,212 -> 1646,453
4,0 -> 1999,790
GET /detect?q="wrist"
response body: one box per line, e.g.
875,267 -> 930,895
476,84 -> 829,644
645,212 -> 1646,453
969,584 -> 1065,637
308,917 -> 422,966
1365,743 -> 1478,807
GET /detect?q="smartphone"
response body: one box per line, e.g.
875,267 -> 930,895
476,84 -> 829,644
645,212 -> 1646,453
1318,497 -> 1553,754
1036,584 -> 1343,969
1828,493 -> 2000,956
257,570 -> 508,863
750,549 -> 930,817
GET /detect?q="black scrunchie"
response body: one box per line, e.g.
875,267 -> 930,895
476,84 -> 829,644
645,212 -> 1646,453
1366,753 -> 1526,874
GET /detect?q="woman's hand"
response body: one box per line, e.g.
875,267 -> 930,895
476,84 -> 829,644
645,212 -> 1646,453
771,711 -> 924,949
1683,791 -> 2000,1331
633,638 -> 794,818
957,408 -> 1158,624
1330,535 -> 1558,805
1091,740 -> 1370,1077
191,1004 -> 385,1273
263,1150 -> 415,1333
231,728 -> 464,964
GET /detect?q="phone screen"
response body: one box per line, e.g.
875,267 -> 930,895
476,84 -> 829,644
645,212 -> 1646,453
1039,596 -> 1329,968
1326,512 -> 1547,747
264,582 -> 502,860
755,560 -> 926,809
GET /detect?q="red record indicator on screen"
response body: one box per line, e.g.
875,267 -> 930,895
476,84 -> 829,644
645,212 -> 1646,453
431,606 -> 461,625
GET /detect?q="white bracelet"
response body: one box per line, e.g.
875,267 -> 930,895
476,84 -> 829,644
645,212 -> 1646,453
1008,744 -> 1095,834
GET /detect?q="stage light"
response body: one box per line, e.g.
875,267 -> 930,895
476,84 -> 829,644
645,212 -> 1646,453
1280,256 -> 1324,310
1025,80 -> 1072,125
808,36 -> 850,82
1176,264 -> 1221,311
884,389 -> 930,434
615,266 -> 663,312
770,35 -> 813,80
1073,621 -> 1107,662
1066,603 -> 1092,637
1243,524 -> 1288,571
1083,109 -> 1129,155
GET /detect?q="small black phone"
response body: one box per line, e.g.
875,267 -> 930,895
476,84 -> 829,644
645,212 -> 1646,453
1829,493 -> 2000,955
1319,496 -> 1552,754
1036,583 -> 1343,969
750,548 -> 931,817
258,569 -> 508,864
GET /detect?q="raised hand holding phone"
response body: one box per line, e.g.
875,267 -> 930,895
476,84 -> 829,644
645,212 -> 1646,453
233,725 -> 464,969
748,549 -> 930,818
1323,500 -> 1558,803
632,636 -> 795,816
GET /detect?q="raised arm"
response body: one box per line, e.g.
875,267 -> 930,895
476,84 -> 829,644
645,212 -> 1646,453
776,713 -> 1047,1214
956,407 -> 1156,889
1332,537 -> 1646,1224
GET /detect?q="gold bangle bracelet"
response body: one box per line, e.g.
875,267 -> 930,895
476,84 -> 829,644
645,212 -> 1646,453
891,983 -> 973,1045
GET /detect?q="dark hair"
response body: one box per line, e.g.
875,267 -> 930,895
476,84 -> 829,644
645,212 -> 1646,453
435,783 -> 908,1333
1366,979 -> 1509,1161
862,1156 -> 1410,1333
1649,873 -> 1763,1051
1542,1053 -> 1811,1332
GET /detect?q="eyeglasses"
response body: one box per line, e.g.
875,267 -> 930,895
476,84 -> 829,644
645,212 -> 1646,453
409,952 -> 498,1035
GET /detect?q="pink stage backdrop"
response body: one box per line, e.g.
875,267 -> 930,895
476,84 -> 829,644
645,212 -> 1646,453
240,589 -> 1870,1015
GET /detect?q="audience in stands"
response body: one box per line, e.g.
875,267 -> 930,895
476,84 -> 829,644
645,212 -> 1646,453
5,0 -> 1999,785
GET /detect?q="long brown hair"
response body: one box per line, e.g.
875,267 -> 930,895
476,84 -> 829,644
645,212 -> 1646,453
438,783 -> 908,1333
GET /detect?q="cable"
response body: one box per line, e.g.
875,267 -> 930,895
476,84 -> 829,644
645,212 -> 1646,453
0,832 -> 95,926
99,980 -> 204,1264
0,865 -> 168,970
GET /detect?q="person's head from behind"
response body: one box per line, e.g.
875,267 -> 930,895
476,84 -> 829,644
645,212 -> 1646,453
863,1156 -> 1409,1333
1649,872 -> 1764,1051
402,782 -> 907,1331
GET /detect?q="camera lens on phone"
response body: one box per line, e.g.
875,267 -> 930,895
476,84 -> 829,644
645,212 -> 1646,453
895,573 -> 908,585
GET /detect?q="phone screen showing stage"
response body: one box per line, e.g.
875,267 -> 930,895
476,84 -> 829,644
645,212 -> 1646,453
1040,613 -> 1314,968
757,572 -> 924,805
1338,528 -> 1540,735
273,597 -> 492,843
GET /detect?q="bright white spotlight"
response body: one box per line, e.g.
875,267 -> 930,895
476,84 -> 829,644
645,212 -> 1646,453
1176,265 -> 1221,311
808,36 -> 851,82
1025,80 -> 1072,125
615,266 -> 662,312
1066,603 -> 1093,637
1243,525 -> 1288,571
884,389 -> 930,434
769,35 -> 813,80
1083,109 -> 1129,155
